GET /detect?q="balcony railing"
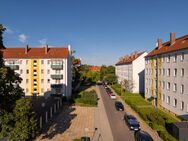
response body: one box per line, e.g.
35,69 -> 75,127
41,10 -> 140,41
51,74 -> 63,79
51,64 -> 63,70
6,65 -> 19,70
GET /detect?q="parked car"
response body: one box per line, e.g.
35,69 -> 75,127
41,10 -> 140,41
81,136 -> 90,141
134,130 -> 154,141
124,114 -> 140,131
110,94 -> 116,99
115,101 -> 124,111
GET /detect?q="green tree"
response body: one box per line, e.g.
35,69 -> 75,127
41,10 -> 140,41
0,24 -> 6,49
9,98 -> 38,141
104,74 -> 117,85
100,65 -> 116,81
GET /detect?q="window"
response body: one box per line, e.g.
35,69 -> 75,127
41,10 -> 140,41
167,96 -> 170,104
34,88 -> 37,92
20,60 -> 22,64
41,79 -> 44,83
41,69 -> 44,74
167,82 -> 170,91
187,104 -> 188,113
159,69 -> 161,75
41,88 -> 44,93
180,52 -> 184,61
162,57 -> 164,63
163,68 -> 165,76
181,85 -> 184,94
34,60 -> 37,63
26,60 -> 28,64
47,79 -> 50,83
166,55 -> 170,63
174,54 -> 177,62
173,69 -> 177,77
162,94 -> 165,101
47,69 -> 50,74
41,60 -> 44,64
34,70 -> 37,72
34,79 -> 37,82
26,79 -> 29,84
173,83 -> 177,92
146,69 -> 148,75
173,99 -> 177,107
55,79 -> 60,84
162,81 -> 165,89
181,101 -> 184,110
181,68 -> 184,77
26,88 -> 29,93
47,60 -> 51,64
55,70 -> 61,74
20,69 -> 23,74
167,68 -> 170,76
26,69 -> 29,74
146,88 -> 148,94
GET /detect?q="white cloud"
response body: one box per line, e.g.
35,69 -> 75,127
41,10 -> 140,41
18,34 -> 27,43
5,27 -> 14,34
39,38 -> 47,45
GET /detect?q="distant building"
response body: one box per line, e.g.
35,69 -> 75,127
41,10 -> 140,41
72,58 -> 81,66
2,45 -> 72,98
115,51 -> 148,93
145,33 -> 188,116
89,66 -> 101,72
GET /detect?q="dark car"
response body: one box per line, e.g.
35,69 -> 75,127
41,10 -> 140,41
81,136 -> 90,141
124,114 -> 140,131
134,130 -> 154,141
115,101 -> 124,111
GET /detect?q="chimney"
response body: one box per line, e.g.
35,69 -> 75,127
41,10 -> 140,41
170,32 -> 176,45
157,38 -> 163,49
25,44 -> 29,54
45,44 -> 48,54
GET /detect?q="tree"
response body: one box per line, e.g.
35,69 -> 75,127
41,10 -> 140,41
0,24 -> 6,49
9,99 -> 38,141
121,79 -> 134,92
104,74 -> 117,85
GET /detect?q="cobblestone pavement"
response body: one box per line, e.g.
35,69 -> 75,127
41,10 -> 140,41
36,105 -> 96,141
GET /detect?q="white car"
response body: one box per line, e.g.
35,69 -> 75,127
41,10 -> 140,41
110,94 -> 116,99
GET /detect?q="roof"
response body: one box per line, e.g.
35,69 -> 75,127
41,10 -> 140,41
146,35 -> 188,58
89,66 -> 101,72
174,122 -> 188,128
115,52 -> 145,66
1,47 -> 69,59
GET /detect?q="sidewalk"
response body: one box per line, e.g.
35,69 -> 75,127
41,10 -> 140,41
110,86 -> 163,141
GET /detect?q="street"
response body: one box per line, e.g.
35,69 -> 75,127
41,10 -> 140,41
98,85 -> 135,141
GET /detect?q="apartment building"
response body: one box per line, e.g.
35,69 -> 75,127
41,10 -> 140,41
2,45 -> 72,98
115,51 -> 148,93
145,33 -> 188,116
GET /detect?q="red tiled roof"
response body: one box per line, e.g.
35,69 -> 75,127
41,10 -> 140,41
115,52 -> 144,66
146,35 -> 188,57
89,66 -> 101,72
1,47 -> 69,59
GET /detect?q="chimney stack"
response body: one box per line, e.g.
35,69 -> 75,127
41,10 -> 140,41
25,44 -> 29,54
45,44 -> 48,54
170,32 -> 176,45
157,38 -> 163,49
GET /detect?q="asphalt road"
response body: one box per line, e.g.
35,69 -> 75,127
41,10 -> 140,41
98,85 -> 135,141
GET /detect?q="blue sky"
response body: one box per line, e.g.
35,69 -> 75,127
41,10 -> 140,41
1,0 -> 188,65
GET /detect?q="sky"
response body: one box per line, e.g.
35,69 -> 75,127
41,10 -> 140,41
1,0 -> 188,65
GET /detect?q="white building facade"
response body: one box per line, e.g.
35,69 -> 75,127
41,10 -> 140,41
2,45 -> 72,98
115,52 -> 148,93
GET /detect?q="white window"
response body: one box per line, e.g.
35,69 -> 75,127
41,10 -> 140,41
41,79 -> 44,83
181,85 -> 184,94
181,101 -> 184,110
167,68 -> 170,76
162,94 -> 165,101
174,54 -> 177,62
167,96 -> 170,104
173,98 -> 177,107
173,69 -> 177,77
173,83 -> 177,92
181,68 -> 184,77
20,60 -> 22,64
180,52 -> 184,61
163,68 -> 165,76
26,79 -> 29,84
26,60 -> 29,64
41,69 -> 44,74
162,81 -> 165,89
166,55 -> 170,63
41,60 -> 44,64
167,82 -> 170,91
47,60 -> 51,64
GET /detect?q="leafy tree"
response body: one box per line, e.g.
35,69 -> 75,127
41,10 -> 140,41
100,65 -> 116,81
9,99 -> 38,141
0,24 -> 6,49
121,79 -> 134,92
104,74 -> 117,85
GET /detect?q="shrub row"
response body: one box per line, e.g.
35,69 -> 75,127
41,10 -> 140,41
111,84 -> 178,141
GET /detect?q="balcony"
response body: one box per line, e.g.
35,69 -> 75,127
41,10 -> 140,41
6,65 -> 19,70
51,74 -> 63,79
51,64 -> 63,70
51,84 -> 62,89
